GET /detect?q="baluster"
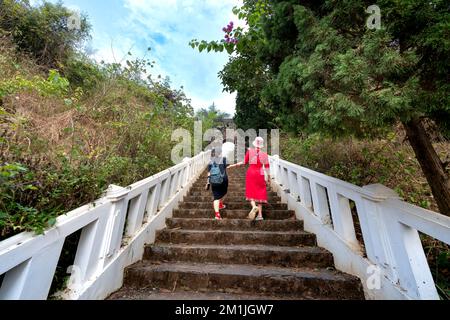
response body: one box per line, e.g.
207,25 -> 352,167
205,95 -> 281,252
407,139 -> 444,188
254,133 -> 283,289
0,239 -> 64,300
299,176 -> 313,210
327,188 -> 360,251
124,192 -> 147,236
169,171 -> 179,196
281,168 -> 289,190
288,170 -> 300,200
71,205 -> 111,285
145,183 -> 161,220
310,182 -> 332,225
158,175 -> 171,208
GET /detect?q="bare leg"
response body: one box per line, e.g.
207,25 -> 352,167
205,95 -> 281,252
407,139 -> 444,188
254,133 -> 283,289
213,200 -> 220,212
257,204 -> 263,218
251,200 -> 257,209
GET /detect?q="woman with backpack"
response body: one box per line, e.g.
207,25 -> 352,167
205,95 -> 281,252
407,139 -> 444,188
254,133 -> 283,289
228,137 -> 270,221
206,147 -> 228,220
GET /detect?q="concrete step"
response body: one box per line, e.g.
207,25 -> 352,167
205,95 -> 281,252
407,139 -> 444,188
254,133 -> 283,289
195,177 -> 248,182
190,187 -> 250,192
188,191 -> 279,197
166,218 -> 302,232
122,262 -> 365,300
108,288 -> 304,300
179,202 -> 288,210
183,195 -> 282,203
172,208 -> 295,220
198,177 -> 248,182
155,229 -> 316,246
145,244 -> 334,268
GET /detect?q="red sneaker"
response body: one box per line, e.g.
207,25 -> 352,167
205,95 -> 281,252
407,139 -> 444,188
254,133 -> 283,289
215,212 -> 222,220
219,203 -> 227,210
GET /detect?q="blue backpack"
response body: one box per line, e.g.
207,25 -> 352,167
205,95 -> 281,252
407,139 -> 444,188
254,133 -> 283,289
210,160 -> 225,185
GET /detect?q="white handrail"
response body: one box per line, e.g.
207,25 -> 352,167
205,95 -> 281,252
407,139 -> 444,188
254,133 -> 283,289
269,155 -> 450,300
0,151 -> 211,300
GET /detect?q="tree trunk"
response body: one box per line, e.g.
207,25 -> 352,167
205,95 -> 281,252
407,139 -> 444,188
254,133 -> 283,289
403,118 -> 450,216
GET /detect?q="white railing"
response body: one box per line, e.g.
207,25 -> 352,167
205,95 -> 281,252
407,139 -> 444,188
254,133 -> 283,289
0,151 -> 211,300
269,155 -> 450,300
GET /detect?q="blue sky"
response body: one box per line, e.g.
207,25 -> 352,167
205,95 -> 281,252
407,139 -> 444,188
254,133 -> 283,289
40,0 -> 243,115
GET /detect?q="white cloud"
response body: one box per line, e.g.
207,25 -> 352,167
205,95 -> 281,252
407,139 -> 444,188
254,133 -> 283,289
116,0 -> 242,114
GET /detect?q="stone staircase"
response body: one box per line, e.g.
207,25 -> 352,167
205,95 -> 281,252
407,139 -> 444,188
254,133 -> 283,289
108,167 -> 365,300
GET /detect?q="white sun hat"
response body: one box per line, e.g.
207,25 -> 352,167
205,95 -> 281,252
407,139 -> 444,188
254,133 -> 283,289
252,137 -> 264,149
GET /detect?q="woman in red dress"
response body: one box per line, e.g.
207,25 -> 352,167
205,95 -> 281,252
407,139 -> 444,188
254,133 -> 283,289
228,137 -> 270,221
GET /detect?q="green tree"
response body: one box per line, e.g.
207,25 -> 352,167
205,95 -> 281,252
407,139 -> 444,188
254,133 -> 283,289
195,103 -> 231,134
191,0 -> 450,216
191,0 -> 274,130
0,0 -> 91,67
258,0 -> 450,215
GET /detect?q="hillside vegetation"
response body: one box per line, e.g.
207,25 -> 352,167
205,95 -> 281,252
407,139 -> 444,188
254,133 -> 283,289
0,1 -> 195,241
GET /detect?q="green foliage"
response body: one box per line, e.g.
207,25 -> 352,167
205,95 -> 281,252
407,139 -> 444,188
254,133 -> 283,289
257,0 -> 450,137
196,103 -> 230,128
0,0 -> 91,67
0,2 -> 196,243
61,54 -> 106,91
0,69 -> 69,98
0,162 -> 59,238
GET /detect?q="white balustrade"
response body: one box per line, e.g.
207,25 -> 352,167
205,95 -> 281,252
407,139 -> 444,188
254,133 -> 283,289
269,155 -> 450,300
1,149 -> 448,300
0,151 -> 211,300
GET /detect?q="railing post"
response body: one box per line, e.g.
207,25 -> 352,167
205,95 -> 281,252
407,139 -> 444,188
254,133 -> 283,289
361,185 -> 439,299
385,214 -> 439,299
360,185 -> 401,281
99,185 -> 130,267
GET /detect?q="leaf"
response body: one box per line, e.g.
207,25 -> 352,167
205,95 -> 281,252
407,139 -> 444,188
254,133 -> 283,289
24,185 -> 38,191
48,217 -> 57,227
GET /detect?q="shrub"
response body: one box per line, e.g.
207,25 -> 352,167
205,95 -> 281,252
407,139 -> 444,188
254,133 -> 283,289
0,0 -> 91,67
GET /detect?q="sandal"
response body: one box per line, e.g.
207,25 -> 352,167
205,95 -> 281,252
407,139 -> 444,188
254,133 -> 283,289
248,206 -> 258,220
255,216 -> 264,221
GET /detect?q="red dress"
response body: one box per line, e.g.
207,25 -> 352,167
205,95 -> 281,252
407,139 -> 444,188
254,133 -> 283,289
244,148 -> 270,203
